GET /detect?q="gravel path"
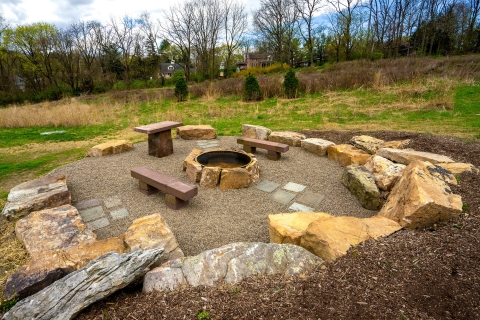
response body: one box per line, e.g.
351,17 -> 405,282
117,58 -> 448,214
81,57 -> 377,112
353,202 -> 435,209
53,136 -> 376,256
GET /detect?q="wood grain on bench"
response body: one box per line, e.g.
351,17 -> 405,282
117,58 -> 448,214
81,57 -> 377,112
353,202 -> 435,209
133,121 -> 182,134
237,137 -> 289,160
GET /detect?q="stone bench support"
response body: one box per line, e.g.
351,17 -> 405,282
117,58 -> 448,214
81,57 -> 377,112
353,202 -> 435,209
134,121 -> 183,158
237,137 -> 289,161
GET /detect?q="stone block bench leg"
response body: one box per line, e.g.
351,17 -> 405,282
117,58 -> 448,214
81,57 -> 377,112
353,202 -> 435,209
243,145 -> 256,153
267,150 -> 281,161
148,130 -> 173,158
165,194 -> 189,210
139,181 -> 158,195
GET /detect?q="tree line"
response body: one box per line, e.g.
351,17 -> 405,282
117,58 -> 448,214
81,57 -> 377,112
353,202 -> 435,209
0,0 -> 479,105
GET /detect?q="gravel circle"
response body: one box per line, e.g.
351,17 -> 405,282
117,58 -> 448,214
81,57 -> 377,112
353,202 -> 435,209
53,136 -> 376,256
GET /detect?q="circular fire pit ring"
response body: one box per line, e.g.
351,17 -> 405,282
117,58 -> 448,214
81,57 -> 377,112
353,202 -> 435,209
195,150 -> 253,169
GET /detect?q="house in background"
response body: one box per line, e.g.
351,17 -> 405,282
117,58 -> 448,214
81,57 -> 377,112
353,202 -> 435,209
160,60 -> 185,78
236,53 -> 274,71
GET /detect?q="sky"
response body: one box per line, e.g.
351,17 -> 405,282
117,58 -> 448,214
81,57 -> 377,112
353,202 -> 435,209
1,0 -> 261,28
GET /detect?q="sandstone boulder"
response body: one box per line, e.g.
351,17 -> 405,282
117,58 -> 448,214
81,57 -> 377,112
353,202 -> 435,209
124,214 -> 184,267
143,242 -> 322,293
199,166 -> 221,188
177,125 -> 217,140
1,174 -> 71,220
301,138 -> 335,156
379,139 -> 411,150
242,124 -> 272,140
377,148 -> 454,165
341,165 -> 381,210
378,160 -> 462,228
87,140 -> 133,157
3,249 -> 164,320
268,131 -> 306,147
245,157 -> 260,182
437,162 -> 478,175
364,155 -> 406,191
183,148 -> 203,171
219,168 -> 251,190
327,144 -> 372,167
349,135 -> 385,154
269,212 -> 330,245
300,215 -> 402,262
185,160 -> 202,182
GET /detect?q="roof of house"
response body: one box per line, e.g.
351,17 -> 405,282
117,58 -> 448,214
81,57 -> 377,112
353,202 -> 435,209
247,53 -> 272,60
160,63 -> 185,74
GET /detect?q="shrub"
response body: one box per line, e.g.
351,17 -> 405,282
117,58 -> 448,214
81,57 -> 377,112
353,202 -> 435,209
174,75 -> 189,102
244,73 -> 262,101
283,69 -> 299,98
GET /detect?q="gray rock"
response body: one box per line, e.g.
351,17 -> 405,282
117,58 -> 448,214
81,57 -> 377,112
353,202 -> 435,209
377,148 -> 455,165
349,135 -> 385,154
1,174 -> 71,220
242,124 -> 272,140
3,249 -> 164,320
301,138 -> 335,156
341,165 -> 381,210
143,242 -> 322,293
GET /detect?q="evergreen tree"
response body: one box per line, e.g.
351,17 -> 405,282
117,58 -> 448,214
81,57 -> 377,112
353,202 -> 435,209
174,75 -> 188,102
283,69 -> 299,98
244,73 -> 262,101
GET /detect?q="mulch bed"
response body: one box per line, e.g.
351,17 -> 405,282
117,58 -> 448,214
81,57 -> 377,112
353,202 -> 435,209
10,131 -> 480,319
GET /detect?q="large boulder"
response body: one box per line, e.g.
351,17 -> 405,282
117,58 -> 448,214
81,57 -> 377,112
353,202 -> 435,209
87,140 -> 133,157
3,249 -> 164,320
378,160 -> 462,228
4,237 -> 125,301
327,144 -> 372,167
364,155 -> 406,191
268,131 -> 306,147
376,148 -> 454,165
349,135 -> 385,154
1,174 -> 71,220
341,165 -> 381,210
177,125 -> 217,140
269,212 -> 330,245
242,124 -> 271,140
143,242 -> 322,293
437,162 -> 478,175
300,215 -> 402,262
124,214 -> 184,267
301,138 -> 335,156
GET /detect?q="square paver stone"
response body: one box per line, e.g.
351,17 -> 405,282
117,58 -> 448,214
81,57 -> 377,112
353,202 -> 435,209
104,196 -> 122,209
255,180 -> 281,193
289,202 -> 314,212
270,190 -> 297,205
283,182 -> 306,193
297,191 -> 325,208
88,218 -> 110,230
75,199 -> 101,211
79,206 -> 105,222
110,208 -> 129,220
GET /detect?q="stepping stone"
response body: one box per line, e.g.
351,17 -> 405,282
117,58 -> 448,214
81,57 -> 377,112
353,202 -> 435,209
79,206 -> 105,222
104,196 -> 122,209
283,182 -> 306,193
297,191 -> 325,208
270,190 -> 297,205
255,180 -> 280,193
289,202 -> 314,212
110,208 -> 129,220
75,199 -> 101,211
88,218 -> 110,230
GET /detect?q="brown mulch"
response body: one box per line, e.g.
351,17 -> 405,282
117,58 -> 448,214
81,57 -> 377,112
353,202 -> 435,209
14,131 -> 480,319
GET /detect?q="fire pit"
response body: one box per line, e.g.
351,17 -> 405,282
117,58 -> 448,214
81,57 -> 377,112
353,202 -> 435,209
183,149 -> 259,190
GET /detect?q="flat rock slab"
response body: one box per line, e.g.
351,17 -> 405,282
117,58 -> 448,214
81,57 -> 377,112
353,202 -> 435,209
289,202 -> 314,212
3,249 -> 164,320
74,199 -> 101,211
377,148 -> 455,165
79,206 -> 105,222
297,191 -> 325,208
88,218 -> 110,230
283,182 -> 306,193
104,196 -> 122,208
255,180 -> 280,193
110,208 -> 129,220
268,131 -> 306,147
327,144 -> 372,167
87,140 -> 133,157
301,138 -> 335,156
349,135 -> 385,154
270,190 -> 297,205
177,125 -> 217,140
242,124 -> 272,140
143,242 -> 322,293
1,174 -> 71,220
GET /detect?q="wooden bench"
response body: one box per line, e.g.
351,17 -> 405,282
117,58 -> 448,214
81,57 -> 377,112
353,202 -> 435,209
134,121 -> 183,158
237,137 -> 289,160
131,166 -> 198,210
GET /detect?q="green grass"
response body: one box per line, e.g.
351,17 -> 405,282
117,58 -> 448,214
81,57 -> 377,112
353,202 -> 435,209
454,85 -> 480,138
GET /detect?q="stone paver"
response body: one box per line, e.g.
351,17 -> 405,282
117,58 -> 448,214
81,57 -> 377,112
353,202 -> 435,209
255,180 -> 280,193
110,208 -> 130,220
270,190 -> 297,205
283,182 -> 306,193
88,218 -> 110,230
104,196 -> 122,209
79,206 -> 105,222
197,140 -> 220,149
289,202 -> 314,212
297,191 -> 325,208
75,199 -> 101,211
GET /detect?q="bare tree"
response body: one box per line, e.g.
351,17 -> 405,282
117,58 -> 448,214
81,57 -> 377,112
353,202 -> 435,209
327,0 -> 362,60
223,0 -> 248,77
294,0 -> 326,65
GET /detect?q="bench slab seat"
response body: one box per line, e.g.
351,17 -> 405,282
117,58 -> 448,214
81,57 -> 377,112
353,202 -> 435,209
237,137 -> 289,160
131,166 -> 197,210
134,121 -> 183,158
